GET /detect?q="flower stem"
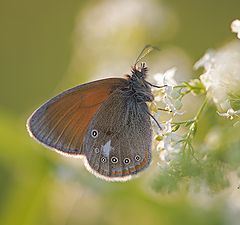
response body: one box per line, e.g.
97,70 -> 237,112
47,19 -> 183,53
182,97 -> 208,160
194,97 -> 208,122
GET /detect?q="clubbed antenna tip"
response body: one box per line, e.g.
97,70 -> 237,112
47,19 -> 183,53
134,44 -> 160,67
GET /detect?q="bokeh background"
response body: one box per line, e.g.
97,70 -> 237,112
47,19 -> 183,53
1,0 -> 240,225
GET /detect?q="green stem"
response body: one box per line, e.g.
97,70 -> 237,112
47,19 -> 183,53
194,97 -> 208,121
174,85 -> 187,88
172,119 -> 195,125
182,97 -> 208,159
171,98 -> 208,127
174,83 -> 206,96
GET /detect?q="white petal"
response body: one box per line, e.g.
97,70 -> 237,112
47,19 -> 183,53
170,89 -> 181,99
164,86 -> 174,96
153,73 -> 164,86
231,19 -> 240,39
163,96 -> 175,112
217,108 -> 240,119
174,99 -> 183,110
163,67 -> 177,86
157,141 -> 164,151
194,50 -> 215,70
154,95 -> 162,102
198,41 -> 240,109
164,120 -> 173,133
160,150 -> 171,162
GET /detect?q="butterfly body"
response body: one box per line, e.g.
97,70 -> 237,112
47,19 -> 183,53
27,61 -> 155,181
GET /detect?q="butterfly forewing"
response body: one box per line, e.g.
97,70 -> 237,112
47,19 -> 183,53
27,78 -> 127,156
83,90 -> 152,180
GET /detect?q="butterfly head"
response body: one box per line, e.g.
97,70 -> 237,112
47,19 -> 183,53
126,62 -> 154,102
131,62 -> 148,80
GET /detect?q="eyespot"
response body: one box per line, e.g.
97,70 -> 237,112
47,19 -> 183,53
135,155 -> 141,162
123,158 -> 130,165
111,156 -> 118,164
91,129 -> 98,138
94,148 -> 100,154
101,157 -> 107,163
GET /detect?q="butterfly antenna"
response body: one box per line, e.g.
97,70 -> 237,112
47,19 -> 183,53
144,110 -> 163,130
134,45 -> 160,68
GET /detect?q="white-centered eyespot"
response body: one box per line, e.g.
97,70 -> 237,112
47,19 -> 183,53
91,129 -> 98,138
111,156 -> 118,164
135,155 -> 141,162
101,157 -> 107,163
94,148 -> 100,154
123,158 -> 131,165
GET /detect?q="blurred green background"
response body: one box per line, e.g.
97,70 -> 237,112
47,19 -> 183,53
1,0 -> 240,225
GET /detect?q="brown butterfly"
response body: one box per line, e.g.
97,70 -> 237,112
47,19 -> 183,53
27,45 -> 162,181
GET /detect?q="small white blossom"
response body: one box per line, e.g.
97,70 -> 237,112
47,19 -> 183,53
152,116 -> 172,137
217,108 -> 240,120
156,119 -> 182,162
157,132 -> 183,162
153,67 -> 183,115
172,99 -> 182,110
196,41 -> 240,111
159,150 -> 171,162
170,89 -> 181,99
231,19 -> 240,39
151,68 -> 184,163
194,49 -> 216,71
162,133 -> 182,153
157,119 -> 172,136
154,67 -> 177,87
162,119 -> 172,133
162,95 -> 183,115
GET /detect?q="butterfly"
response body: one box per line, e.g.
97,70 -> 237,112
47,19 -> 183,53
27,45 -> 163,181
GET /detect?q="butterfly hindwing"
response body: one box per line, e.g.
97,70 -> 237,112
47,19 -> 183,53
83,90 -> 152,181
27,78 -> 127,156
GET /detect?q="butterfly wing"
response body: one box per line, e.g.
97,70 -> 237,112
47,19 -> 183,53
83,90 -> 152,181
27,78 -> 127,156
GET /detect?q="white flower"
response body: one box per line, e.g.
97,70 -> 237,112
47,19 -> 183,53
154,119 -> 172,136
162,96 -> 183,113
154,67 -> 177,86
194,49 -> 216,71
152,114 -> 172,138
151,68 -> 183,163
231,19 -> 240,39
196,41 -> 240,111
161,119 -> 172,134
159,150 -> 171,162
156,119 -> 182,162
157,132 -> 182,162
217,108 -> 240,120
153,67 -> 183,115
162,133 -> 182,153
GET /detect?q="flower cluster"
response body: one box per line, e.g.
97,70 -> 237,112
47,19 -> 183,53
153,67 -> 182,115
150,19 -> 240,195
149,68 -> 181,163
150,19 -> 240,175
195,41 -> 240,119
